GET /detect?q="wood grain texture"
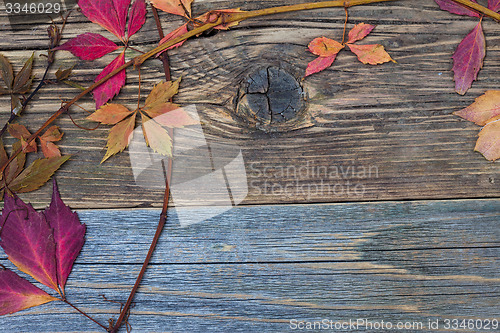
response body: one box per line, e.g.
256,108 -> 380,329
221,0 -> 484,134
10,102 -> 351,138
0,0 -> 498,208
1,199 -> 499,332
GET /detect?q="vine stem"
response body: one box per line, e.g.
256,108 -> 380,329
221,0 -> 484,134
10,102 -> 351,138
63,299 -> 108,330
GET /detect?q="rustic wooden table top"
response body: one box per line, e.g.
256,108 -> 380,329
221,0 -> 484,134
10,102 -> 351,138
0,0 -> 499,332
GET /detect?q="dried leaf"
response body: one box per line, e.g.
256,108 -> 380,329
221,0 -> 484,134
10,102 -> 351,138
158,24 -> 189,55
452,21 -> 485,95
9,155 -> 71,193
87,103 -> 133,125
78,0 -> 130,39
0,268 -> 58,315
55,67 -> 73,81
145,106 -> 197,128
489,0 -> 500,12
12,53 -> 34,94
44,179 -> 86,294
55,33 -> 120,61
454,90 -> 500,126
150,0 -> 193,17
0,85 -> 8,95
0,54 -> 13,89
143,102 -> 179,118
141,113 -> 172,156
39,126 -> 64,158
0,193 -> 59,292
11,95 -> 23,116
128,0 -> 147,37
347,23 -> 375,44
474,117 -> 500,161
434,0 -> 480,17
4,141 -> 26,185
305,55 -> 337,77
8,124 -> 37,153
144,78 -> 181,109
102,113 -> 136,163
347,43 -> 395,65
93,51 -> 126,108
308,37 -> 344,57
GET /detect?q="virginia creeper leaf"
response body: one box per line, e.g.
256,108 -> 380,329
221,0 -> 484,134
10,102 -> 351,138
144,78 -> 181,109
158,24 -> 189,55
0,54 -> 13,89
87,103 -> 133,125
452,21 -> 485,95
434,0 -> 480,17
474,117 -> 500,161
305,55 -> 337,77
0,268 -> 58,315
39,126 -> 64,158
78,0 -> 130,39
12,53 -> 34,94
347,43 -> 395,65
308,37 -> 344,57
7,124 -> 37,153
0,194 -> 59,292
93,51 -> 126,108
347,23 -> 375,44
9,155 -> 71,193
143,103 -> 179,118
4,141 -> 26,186
55,33 -> 120,61
102,113 -> 136,163
489,0 -> 500,12
44,179 -> 86,295
141,113 -> 172,156
128,0 -> 147,37
145,107 -> 197,128
150,0 -> 193,17
454,90 -> 500,126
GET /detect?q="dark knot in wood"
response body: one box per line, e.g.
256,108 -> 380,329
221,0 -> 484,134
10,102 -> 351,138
235,66 -> 306,132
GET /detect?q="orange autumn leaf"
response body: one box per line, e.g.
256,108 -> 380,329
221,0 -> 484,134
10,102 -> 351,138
144,78 -> 181,109
87,103 -> 133,125
141,113 -> 172,156
474,117 -> 500,161
146,107 -> 198,128
39,126 -> 63,158
102,114 -> 136,163
150,0 -> 193,17
347,23 -> 375,44
308,37 -> 344,57
347,43 -> 395,65
454,90 -> 500,126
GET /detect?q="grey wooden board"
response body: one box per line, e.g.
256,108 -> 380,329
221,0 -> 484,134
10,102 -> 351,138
1,199 -> 499,332
0,0 -> 499,209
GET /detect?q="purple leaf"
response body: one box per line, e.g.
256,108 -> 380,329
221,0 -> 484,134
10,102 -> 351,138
0,194 -> 59,293
0,268 -> 58,315
488,0 -> 500,12
55,33 -> 120,61
435,0 -> 480,17
44,179 -> 86,295
127,0 -> 146,38
452,21 -> 485,95
78,0 -> 131,39
93,51 -> 126,108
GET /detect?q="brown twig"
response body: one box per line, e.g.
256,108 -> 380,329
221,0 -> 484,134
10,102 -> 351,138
63,299 -> 108,330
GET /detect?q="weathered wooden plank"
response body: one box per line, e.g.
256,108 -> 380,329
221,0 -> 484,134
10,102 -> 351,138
0,0 -> 499,208
1,199 -> 498,331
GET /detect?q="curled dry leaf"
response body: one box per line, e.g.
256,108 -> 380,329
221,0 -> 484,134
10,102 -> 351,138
39,126 -> 64,158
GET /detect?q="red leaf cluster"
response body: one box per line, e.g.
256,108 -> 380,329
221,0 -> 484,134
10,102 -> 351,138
0,180 -> 85,315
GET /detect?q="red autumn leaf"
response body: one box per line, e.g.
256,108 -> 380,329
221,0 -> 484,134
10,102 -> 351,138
489,0 -> 500,12
127,0 -> 147,37
434,0 -> 480,17
0,268 -> 58,315
347,43 -> 395,65
7,124 -> 37,153
150,0 -> 193,17
87,103 -> 133,125
54,33 -> 120,61
158,24 -> 189,55
0,194 -> 59,293
308,37 -> 344,57
347,23 -> 375,44
39,126 -> 64,158
452,21 -> 485,95
44,179 -> 86,295
454,90 -> 500,125
102,113 -> 136,163
78,0 -> 130,39
474,117 -> 500,161
305,55 -> 337,77
93,51 -> 126,108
